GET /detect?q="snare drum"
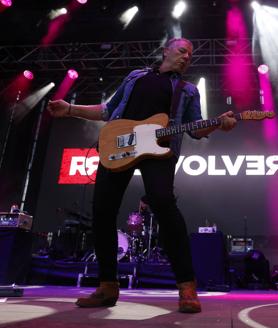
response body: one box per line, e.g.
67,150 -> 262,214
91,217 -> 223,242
127,212 -> 144,235
117,230 -> 129,261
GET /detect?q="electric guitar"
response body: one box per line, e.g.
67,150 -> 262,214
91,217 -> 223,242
98,111 -> 275,172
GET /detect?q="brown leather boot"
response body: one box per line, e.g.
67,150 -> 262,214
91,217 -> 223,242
76,281 -> 120,308
177,280 -> 202,313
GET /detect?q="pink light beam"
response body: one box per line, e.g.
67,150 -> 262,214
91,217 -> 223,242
224,5 -> 256,110
53,70 -> 78,100
0,0 -> 12,12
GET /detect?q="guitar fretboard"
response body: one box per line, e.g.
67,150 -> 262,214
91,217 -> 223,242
155,113 -> 242,138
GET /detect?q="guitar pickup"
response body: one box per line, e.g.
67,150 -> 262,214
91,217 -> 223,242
117,133 -> 136,148
109,150 -> 137,161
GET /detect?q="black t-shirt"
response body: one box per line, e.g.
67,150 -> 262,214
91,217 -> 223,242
122,70 -> 172,120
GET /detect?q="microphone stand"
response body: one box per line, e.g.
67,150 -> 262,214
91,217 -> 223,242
0,90 -> 21,171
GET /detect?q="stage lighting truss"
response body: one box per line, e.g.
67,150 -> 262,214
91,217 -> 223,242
0,38 -> 270,102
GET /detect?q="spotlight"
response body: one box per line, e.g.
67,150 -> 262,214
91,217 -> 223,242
251,1 -> 260,11
0,0 -> 12,7
67,69 -> 79,80
258,64 -> 269,74
119,6 -> 139,28
76,0 -> 87,4
23,70 -> 34,80
60,8 -> 67,15
197,77 -> 207,119
48,8 -> 67,20
172,1 -> 187,19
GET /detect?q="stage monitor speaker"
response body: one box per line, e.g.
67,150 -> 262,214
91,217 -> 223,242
190,232 -> 228,289
0,229 -> 33,284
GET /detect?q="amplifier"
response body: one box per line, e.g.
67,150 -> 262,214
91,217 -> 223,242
0,212 -> 33,230
198,227 -> 216,233
230,238 -> 253,253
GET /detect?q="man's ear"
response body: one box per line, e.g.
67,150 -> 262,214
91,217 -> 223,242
163,47 -> 169,59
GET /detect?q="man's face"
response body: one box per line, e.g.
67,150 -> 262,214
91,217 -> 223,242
163,39 -> 193,74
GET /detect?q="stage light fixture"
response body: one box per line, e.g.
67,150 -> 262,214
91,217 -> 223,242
76,0 -> 87,4
251,1 -> 260,11
258,64 -> 269,74
67,69 -> 79,80
172,1 -> 187,19
23,70 -> 34,80
48,8 -> 67,20
119,6 -> 139,28
0,0 -> 12,7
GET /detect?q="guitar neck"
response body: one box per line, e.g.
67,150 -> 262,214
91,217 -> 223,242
155,113 -> 243,138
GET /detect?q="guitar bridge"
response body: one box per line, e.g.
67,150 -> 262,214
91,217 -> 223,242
108,150 -> 137,161
117,132 -> 136,148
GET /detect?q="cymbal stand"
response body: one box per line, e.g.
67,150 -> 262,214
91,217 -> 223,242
146,214 -> 154,261
129,234 -> 142,263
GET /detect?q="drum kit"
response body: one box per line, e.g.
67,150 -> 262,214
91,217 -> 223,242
117,211 -> 168,264
40,206 -> 167,264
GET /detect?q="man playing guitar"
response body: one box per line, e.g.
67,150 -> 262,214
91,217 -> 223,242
47,37 -> 237,313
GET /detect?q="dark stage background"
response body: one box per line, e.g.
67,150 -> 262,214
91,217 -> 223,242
34,98 -> 278,240
1,0 -> 278,268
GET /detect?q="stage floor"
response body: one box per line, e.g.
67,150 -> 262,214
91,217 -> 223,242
0,286 -> 278,328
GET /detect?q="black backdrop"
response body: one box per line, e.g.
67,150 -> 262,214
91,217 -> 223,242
1,94 -> 278,265
34,100 -> 278,239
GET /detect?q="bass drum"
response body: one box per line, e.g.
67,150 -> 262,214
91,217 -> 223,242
117,230 -> 129,261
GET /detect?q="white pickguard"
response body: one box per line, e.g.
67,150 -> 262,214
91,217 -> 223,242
133,124 -> 170,157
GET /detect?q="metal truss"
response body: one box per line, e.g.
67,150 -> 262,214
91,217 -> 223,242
0,38 -> 272,102
0,38 -> 258,72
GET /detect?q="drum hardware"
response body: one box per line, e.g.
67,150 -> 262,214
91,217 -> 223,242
127,212 -> 144,237
48,206 -> 93,260
146,213 -> 154,261
128,235 -> 146,263
125,210 -> 168,264
146,246 -> 169,264
80,232 -> 87,251
81,250 -> 96,262
117,230 -> 130,261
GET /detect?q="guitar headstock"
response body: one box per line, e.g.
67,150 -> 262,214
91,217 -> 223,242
241,110 -> 276,120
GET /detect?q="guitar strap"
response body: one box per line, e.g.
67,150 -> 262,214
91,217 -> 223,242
169,79 -> 187,122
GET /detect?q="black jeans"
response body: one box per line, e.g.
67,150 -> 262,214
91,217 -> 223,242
92,156 -> 195,283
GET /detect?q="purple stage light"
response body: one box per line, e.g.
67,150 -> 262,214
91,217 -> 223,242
23,70 -> 34,80
67,69 -> 79,80
258,64 -> 269,74
76,0 -> 87,4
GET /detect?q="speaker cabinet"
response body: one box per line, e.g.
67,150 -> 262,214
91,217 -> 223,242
0,229 -> 33,284
190,232 -> 228,289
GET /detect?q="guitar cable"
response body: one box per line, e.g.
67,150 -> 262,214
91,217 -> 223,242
84,141 -> 99,184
